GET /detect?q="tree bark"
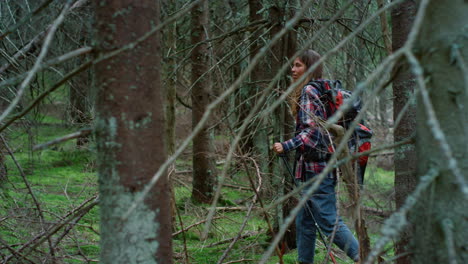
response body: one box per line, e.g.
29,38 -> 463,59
191,0 -> 217,204
413,1 -> 468,263
266,0 -> 298,252
281,3 -> 298,252
93,1 -> 172,263
164,0 -> 178,227
391,1 -> 417,263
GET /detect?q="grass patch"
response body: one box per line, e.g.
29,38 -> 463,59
1,117 -> 397,263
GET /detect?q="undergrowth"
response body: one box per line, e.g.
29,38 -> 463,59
0,122 -> 395,263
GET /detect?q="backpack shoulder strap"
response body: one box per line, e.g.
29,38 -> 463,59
306,80 -> 326,95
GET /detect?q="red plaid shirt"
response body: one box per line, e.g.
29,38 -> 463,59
281,83 -> 330,179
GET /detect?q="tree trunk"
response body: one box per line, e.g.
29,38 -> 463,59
70,62 -> 90,146
281,3 -> 298,252
391,1 -> 417,263
249,0 -> 270,194
0,138 -> 6,183
69,6 -> 92,147
0,90 -> 8,183
266,0 -> 298,252
93,1 -> 172,263
191,0 -> 217,204
413,0 -> 468,263
165,0 -> 178,227
234,0 -> 264,155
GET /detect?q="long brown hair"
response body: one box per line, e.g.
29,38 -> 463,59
290,49 -> 323,117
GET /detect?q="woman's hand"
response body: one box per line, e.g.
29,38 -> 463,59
272,143 -> 284,154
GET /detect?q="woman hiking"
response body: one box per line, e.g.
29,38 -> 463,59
272,49 -> 360,264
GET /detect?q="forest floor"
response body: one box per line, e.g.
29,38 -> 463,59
0,120 -> 395,264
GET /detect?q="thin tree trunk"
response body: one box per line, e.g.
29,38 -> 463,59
413,0 -> 468,263
280,3 -> 298,252
377,0 -> 392,55
191,0 -> 217,204
265,0 -> 298,252
391,1 -> 417,263
70,61 -> 90,146
234,0 -> 264,155
0,139 -> 6,183
250,0 -> 270,194
165,0 -> 178,227
0,91 -> 7,183
69,10 -> 91,147
93,1 -> 172,263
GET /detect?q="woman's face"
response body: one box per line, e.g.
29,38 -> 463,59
291,58 -> 306,82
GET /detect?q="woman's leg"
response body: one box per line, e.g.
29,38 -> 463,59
296,179 -> 318,263
309,176 -> 360,261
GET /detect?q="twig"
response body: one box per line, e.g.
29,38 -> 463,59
212,126 -> 282,262
335,19 -> 385,50
0,135 -> 56,260
0,1 -> 73,125
335,136 -> 414,170
441,219 -> 457,264
172,217 -> 223,237
222,259 -> 255,264
173,184 -> 190,264
0,0 -> 55,41
176,92 -> 192,109
204,231 -> 261,248
214,206 -> 258,211
361,206 -> 392,218
52,205 -> 93,249
32,128 -> 92,151
216,203 -> 256,264
0,238 -> 35,264
451,45 -> 468,138
0,60 -> 93,134
222,183 -> 251,191
3,196 -> 98,263
175,170 -> 192,175
0,46 -> 92,88
0,0 -> 89,75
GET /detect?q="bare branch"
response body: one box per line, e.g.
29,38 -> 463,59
3,196 -> 98,263
172,217 -> 223,237
204,231 -> 262,248
0,0 -> 54,41
0,60 -> 92,133
0,46 -> 92,88
0,1 -> 73,125
32,128 -> 92,151
0,0 -> 89,75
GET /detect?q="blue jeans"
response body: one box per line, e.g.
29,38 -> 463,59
296,173 -> 359,263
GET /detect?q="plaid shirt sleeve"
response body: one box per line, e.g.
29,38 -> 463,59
281,84 -> 326,152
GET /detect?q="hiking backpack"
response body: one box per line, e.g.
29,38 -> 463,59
306,80 -> 373,184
